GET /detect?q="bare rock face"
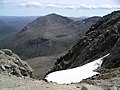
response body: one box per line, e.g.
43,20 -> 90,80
0,49 -> 33,77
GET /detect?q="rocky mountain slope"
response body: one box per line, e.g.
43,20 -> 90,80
0,49 -> 106,90
0,49 -> 120,90
0,14 -> 100,59
47,11 -> 120,75
0,20 -> 16,40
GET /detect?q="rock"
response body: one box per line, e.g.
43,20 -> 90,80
0,49 -> 33,78
0,64 -> 5,71
0,50 -> 5,55
12,53 -> 21,61
1,49 -> 13,56
81,86 -> 88,90
13,67 -> 23,77
109,86 -> 118,90
81,84 -> 104,90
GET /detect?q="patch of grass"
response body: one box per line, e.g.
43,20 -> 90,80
96,72 -> 120,80
33,75 -> 44,80
97,69 -> 112,74
81,80 -> 96,85
56,35 -> 68,38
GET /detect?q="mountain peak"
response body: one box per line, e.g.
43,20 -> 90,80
42,13 -> 73,24
19,13 -> 73,34
46,13 -> 60,17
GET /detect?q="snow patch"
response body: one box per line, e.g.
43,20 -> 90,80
45,54 -> 109,84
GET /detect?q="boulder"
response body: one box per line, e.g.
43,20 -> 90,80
0,50 -> 5,55
81,84 -> 104,90
1,49 -> 13,56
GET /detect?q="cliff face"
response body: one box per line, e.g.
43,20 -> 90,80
47,11 -> 120,75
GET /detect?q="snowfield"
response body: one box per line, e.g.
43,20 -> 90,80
45,54 -> 110,84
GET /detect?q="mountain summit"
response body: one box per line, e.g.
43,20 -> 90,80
47,11 -> 120,74
18,13 -> 73,39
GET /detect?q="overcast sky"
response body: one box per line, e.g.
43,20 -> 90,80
0,0 -> 119,17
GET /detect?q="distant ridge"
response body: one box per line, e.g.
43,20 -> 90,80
0,16 -> 38,32
0,19 -> 16,40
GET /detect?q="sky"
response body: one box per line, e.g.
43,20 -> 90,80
0,0 -> 120,17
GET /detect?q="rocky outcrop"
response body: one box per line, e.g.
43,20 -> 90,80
46,11 -> 120,75
0,49 -> 33,77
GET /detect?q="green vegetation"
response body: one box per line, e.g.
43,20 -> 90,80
33,75 -> 44,80
81,80 -> 96,85
95,71 -> 120,80
56,35 -> 68,38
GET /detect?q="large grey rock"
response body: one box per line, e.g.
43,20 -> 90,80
81,86 -> 88,90
1,49 -> 13,56
0,49 -> 33,78
0,50 -> 5,55
109,86 -> 118,90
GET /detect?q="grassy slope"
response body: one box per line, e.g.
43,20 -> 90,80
26,52 -> 67,79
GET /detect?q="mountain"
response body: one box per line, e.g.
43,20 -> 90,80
0,16 -> 38,32
0,20 -> 16,40
0,14 -> 100,59
65,16 -> 101,37
47,11 -> 120,75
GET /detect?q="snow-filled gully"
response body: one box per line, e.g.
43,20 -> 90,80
45,54 -> 110,84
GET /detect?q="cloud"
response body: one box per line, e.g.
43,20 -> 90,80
19,2 -> 42,7
116,0 -> 120,4
0,0 -> 14,5
1,1 -> 120,10
75,4 -> 120,9
0,1 -> 8,4
18,2 -> 120,9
